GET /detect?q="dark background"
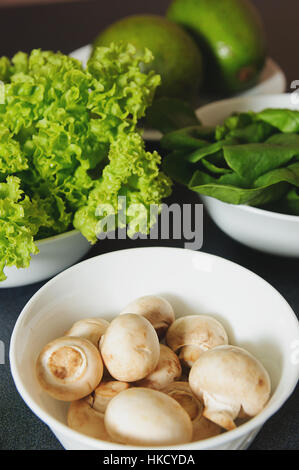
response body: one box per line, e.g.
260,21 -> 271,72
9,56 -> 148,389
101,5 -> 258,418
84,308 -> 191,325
0,0 -> 298,451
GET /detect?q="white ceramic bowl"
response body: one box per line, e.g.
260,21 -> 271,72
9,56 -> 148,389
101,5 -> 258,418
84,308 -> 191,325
1,230 -> 91,289
10,247 -> 299,450
196,93 -> 299,257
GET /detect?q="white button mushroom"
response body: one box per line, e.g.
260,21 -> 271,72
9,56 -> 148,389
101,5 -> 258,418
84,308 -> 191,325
100,313 -> 160,382
92,380 -> 130,413
65,318 -> 109,348
36,336 -> 103,401
163,381 -> 222,441
135,344 -> 182,390
189,345 -> 271,430
120,295 -> 175,339
105,387 -> 193,446
166,315 -> 228,368
67,395 -> 111,441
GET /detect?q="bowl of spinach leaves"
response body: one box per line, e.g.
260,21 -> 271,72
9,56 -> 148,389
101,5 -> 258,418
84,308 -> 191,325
161,94 -> 299,257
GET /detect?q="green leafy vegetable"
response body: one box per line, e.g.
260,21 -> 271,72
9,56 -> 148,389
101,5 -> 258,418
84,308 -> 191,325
74,132 -> 172,242
162,108 -> 299,215
0,44 -> 172,280
274,187 -> 299,215
188,169 -> 291,206
160,125 -> 215,151
144,97 -> 201,134
0,176 -> 48,281
257,108 -> 299,133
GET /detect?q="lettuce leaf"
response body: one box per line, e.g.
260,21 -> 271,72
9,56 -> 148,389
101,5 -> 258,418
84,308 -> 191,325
0,44 -> 171,279
0,176 -> 49,280
74,132 -> 172,243
0,124 -> 28,177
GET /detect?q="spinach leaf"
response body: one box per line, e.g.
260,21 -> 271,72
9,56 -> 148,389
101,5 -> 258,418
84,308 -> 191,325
257,108 -> 299,133
161,108 -> 299,216
254,161 -> 299,188
266,132 -> 299,147
279,188 -> 299,215
162,150 -> 195,186
200,155 -> 232,175
223,143 -> 299,183
226,121 -> 275,143
144,97 -> 200,134
264,188 -> 299,215
189,170 -> 289,206
160,125 -> 215,151
215,112 -> 255,140
186,138 -> 237,163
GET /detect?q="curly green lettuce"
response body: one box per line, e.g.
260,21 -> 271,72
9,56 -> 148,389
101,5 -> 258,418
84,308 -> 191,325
74,132 -> 172,242
0,176 -> 49,281
0,44 -> 172,280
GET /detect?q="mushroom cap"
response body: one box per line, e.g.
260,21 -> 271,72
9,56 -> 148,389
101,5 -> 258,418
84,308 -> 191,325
163,381 -> 221,441
178,345 -> 203,369
135,344 -> 182,390
36,336 -> 103,401
166,315 -> 228,367
189,345 -> 271,430
120,295 -> 175,339
67,396 -> 111,441
65,318 -> 109,347
105,387 -> 193,446
92,380 -> 130,413
100,313 -> 160,382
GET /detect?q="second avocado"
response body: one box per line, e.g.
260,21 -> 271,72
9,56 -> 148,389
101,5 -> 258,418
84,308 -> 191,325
167,0 -> 267,94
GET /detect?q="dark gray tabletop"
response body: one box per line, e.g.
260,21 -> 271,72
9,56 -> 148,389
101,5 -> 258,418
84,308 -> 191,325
0,0 -> 299,452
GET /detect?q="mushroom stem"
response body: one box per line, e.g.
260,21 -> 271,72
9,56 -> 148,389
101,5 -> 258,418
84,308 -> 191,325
67,396 -> 111,441
162,381 -> 222,441
201,391 -> 239,431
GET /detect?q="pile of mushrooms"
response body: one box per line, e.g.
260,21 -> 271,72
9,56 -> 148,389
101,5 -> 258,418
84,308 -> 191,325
35,295 -> 271,446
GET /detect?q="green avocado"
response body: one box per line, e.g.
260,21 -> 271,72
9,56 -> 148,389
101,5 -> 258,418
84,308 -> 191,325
92,14 -> 203,102
167,0 -> 267,94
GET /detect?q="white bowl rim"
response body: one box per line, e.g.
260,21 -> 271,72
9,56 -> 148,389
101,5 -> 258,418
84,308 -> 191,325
36,228 -> 82,246
201,195 -> 299,222
9,246 -> 299,450
195,92 -> 294,115
196,92 -> 299,222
